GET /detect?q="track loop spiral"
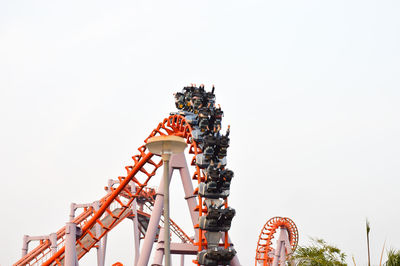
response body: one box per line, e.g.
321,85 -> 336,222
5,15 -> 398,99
255,217 -> 299,266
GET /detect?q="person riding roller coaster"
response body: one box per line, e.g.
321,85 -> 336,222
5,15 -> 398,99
173,84 -> 236,266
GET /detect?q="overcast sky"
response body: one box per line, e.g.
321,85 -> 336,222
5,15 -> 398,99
1,0 -> 400,265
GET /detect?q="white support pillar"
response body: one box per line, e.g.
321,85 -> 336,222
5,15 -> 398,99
131,181 -> 140,266
69,203 -> 76,221
21,234 -> 58,258
180,254 -> 185,266
65,222 -> 78,266
135,152 -> 241,265
69,200 -> 105,266
272,227 -> 292,266
162,152 -> 172,266
136,166 -> 173,266
93,201 -> 106,266
171,153 -> 199,242
151,228 -> 165,266
99,237 -> 107,266
70,202 -> 97,221
22,235 -> 29,257
49,233 -> 58,256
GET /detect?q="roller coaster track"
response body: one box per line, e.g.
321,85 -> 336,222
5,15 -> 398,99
15,113 -> 228,265
16,187 -> 191,266
255,217 -> 299,266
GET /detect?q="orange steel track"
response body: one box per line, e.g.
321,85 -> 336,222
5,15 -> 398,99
255,217 -> 298,266
14,114 -> 217,266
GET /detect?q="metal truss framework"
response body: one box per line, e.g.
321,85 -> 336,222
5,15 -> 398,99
15,115 -> 240,266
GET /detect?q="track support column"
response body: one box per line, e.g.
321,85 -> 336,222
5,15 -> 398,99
151,227 -> 165,266
131,181 -> 140,266
22,235 -> 29,257
162,153 -> 172,266
136,166 -> 173,266
171,153 -> 199,242
180,254 -> 185,266
65,222 -> 79,266
49,233 -> 57,256
93,201 -> 106,266
272,227 -> 291,266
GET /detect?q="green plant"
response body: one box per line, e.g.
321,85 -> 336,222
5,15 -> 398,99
292,238 -> 347,266
384,249 -> 400,266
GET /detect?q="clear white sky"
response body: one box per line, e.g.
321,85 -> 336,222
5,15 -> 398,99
1,0 -> 399,265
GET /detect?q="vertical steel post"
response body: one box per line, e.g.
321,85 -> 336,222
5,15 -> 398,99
69,203 -> 76,221
180,254 -> 185,266
131,181 -> 140,266
172,153 -> 199,242
272,227 -> 290,266
22,235 -> 29,257
65,222 -> 78,266
151,227 -> 165,266
99,237 -> 107,266
162,153 -> 172,266
93,201 -> 105,266
280,240 -> 287,264
49,233 -> 57,256
136,165 -> 173,266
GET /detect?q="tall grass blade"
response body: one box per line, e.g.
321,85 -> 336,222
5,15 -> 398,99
379,240 -> 386,266
366,219 -> 371,266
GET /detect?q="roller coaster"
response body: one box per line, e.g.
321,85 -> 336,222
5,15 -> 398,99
14,85 -> 299,266
255,217 -> 299,266
15,85 -> 239,266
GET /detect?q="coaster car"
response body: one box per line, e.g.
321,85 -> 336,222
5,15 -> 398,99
197,247 -> 236,266
199,207 -> 235,232
199,182 -> 230,199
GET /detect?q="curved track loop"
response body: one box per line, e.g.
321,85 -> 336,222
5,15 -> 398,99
15,114 -> 212,266
255,217 -> 299,266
